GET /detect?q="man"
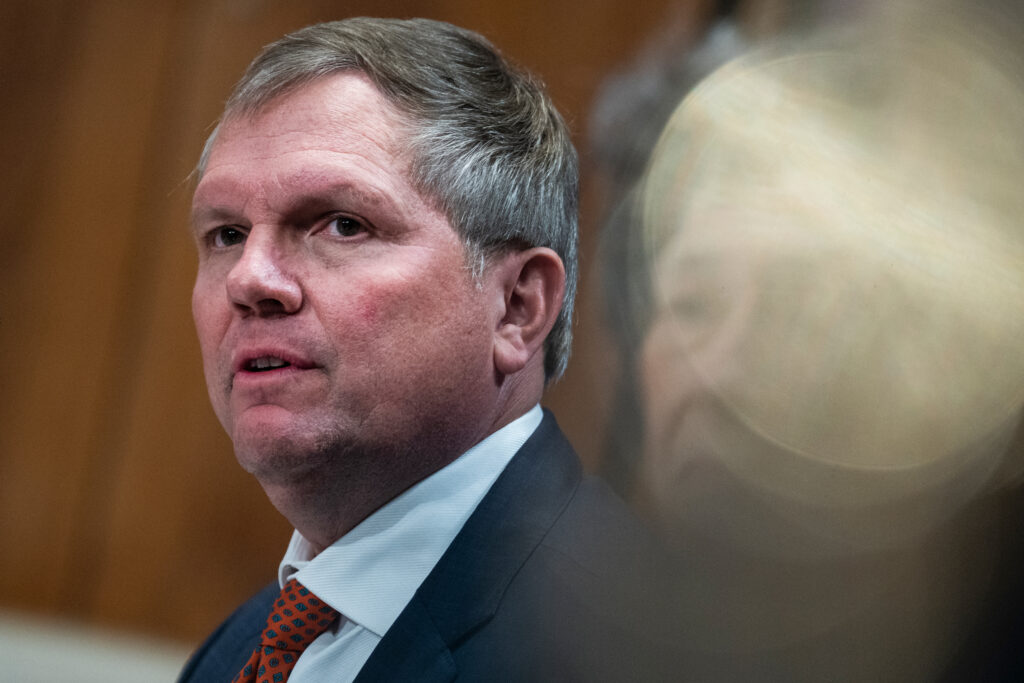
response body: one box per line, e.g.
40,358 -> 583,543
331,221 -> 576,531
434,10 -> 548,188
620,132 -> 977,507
179,17 -> 674,682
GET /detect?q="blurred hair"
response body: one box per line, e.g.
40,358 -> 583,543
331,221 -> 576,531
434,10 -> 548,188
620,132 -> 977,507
198,17 -> 578,380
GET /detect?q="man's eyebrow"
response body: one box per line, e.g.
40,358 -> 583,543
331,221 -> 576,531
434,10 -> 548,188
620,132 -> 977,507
286,180 -> 390,209
271,182 -> 397,225
190,177 -> 395,227
190,205 -> 241,227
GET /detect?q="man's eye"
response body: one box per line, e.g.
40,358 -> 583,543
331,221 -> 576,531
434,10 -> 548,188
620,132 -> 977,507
211,226 -> 246,248
327,216 -> 366,237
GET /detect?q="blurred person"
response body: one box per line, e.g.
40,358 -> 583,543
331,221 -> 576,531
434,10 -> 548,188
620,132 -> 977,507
178,17 -> 676,682
598,1 -> 1024,679
589,0 -> 749,496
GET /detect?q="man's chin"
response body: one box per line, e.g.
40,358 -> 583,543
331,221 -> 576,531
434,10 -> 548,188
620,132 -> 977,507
230,418 -> 329,484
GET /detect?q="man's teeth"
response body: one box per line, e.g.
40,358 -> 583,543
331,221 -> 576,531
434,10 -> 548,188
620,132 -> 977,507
250,357 -> 289,371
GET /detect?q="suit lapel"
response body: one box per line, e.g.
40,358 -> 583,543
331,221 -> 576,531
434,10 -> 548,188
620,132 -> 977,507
178,581 -> 278,682
354,410 -> 582,681
352,595 -> 457,682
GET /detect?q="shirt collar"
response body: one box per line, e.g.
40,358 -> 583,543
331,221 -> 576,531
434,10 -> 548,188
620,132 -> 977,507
278,405 -> 543,637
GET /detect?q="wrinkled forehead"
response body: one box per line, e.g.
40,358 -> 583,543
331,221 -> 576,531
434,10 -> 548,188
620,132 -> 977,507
197,71 -> 415,182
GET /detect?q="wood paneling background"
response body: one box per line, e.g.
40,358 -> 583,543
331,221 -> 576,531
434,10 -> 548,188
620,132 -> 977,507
0,0 -> 711,644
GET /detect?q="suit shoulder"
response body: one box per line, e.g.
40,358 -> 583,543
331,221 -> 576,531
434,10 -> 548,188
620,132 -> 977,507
467,475 -> 683,680
542,473 -> 664,570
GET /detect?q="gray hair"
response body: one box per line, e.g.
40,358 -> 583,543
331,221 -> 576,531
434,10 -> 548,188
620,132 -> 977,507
198,17 -> 578,381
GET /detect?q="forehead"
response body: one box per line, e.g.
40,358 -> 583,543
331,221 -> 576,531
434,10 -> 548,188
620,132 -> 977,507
194,73 -> 413,205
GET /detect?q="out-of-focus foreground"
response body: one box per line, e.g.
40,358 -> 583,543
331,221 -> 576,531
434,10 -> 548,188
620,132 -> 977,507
593,0 -> 1024,679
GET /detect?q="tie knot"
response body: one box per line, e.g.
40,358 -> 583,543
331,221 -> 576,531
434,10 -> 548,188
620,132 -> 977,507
259,578 -> 339,653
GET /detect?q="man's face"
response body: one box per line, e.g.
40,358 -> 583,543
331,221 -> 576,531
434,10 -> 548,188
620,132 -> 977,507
191,73 -> 501,487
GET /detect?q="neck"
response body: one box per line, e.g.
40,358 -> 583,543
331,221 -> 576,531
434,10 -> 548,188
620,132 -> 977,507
258,435 -> 468,553
262,365 -> 546,553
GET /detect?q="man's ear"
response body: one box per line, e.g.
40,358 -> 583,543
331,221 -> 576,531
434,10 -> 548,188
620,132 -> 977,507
491,247 -> 566,377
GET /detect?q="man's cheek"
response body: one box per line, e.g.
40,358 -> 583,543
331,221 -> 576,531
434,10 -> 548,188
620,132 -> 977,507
326,278 -> 422,336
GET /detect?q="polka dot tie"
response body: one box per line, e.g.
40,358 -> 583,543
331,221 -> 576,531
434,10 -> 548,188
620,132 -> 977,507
233,578 -> 340,683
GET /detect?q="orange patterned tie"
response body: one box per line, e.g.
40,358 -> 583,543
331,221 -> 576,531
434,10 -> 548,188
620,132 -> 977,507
233,578 -> 340,683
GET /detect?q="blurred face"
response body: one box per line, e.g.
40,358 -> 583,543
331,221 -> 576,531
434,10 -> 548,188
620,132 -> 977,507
191,73 -> 501,486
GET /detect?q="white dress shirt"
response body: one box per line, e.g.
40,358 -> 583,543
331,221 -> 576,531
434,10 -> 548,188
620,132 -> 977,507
277,405 -> 543,682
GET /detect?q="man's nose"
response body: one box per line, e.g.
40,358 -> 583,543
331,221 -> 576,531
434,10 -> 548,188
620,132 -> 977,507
224,230 -> 302,316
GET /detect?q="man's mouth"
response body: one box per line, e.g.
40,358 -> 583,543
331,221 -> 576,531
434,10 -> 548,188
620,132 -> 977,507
246,356 -> 291,372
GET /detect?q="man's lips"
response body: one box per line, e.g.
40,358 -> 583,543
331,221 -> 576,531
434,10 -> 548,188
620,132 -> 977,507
232,348 -> 317,375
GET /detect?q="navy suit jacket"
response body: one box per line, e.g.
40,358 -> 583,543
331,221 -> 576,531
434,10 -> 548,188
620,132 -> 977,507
179,411 -> 679,681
